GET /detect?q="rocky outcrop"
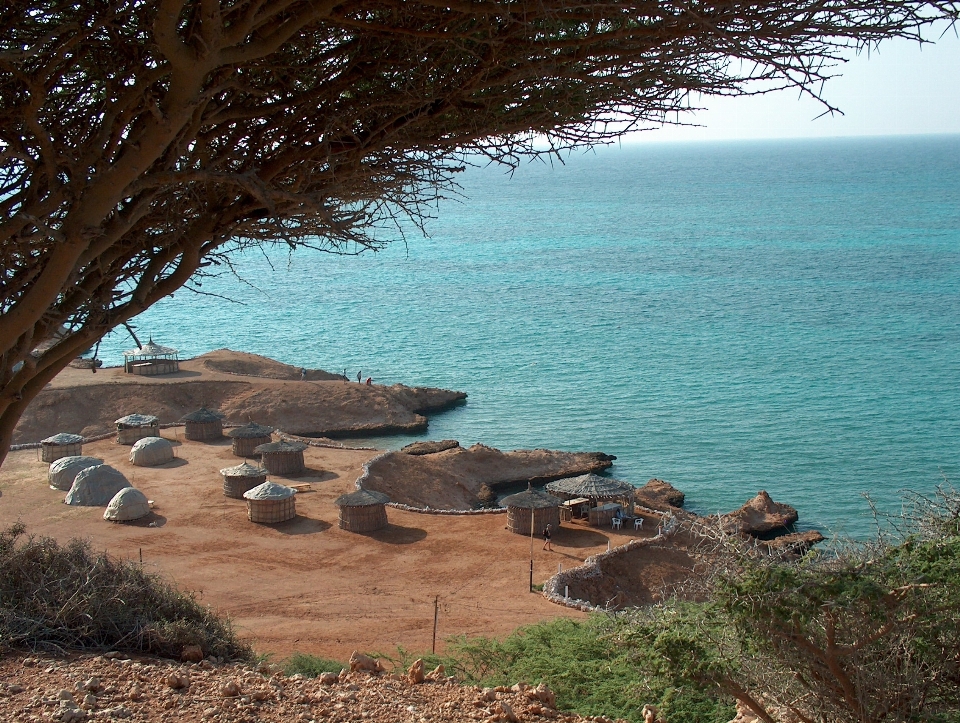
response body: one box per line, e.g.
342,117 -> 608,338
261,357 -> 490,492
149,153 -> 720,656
720,490 -> 799,537
764,530 -> 825,556
634,478 -> 685,510
400,440 -> 461,455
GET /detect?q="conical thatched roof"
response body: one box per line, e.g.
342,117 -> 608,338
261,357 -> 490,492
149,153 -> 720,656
65,464 -> 131,506
546,473 -> 634,500
501,488 -> 562,510
129,436 -> 174,466
219,462 -> 267,478
41,432 -> 84,446
335,489 -> 391,507
180,407 -> 225,423
48,455 -> 103,491
254,440 -> 307,454
243,481 -> 296,501
104,487 -> 151,522
226,422 -> 274,439
123,338 -> 178,356
115,413 -> 159,427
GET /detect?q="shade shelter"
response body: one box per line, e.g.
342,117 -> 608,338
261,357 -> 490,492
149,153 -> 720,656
129,436 -> 175,466
226,422 -> 274,457
104,487 -> 151,522
220,462 -> 267,499
335,489 -> 390,533
546,474 -> 635,516
65,464 -> 131,506
180,407 -> 226,441
122,338 -> 179,376
115,413 -> 160,444
48,455 -> 103,491
243,481 -> 297,524
40,433 -> 84,462
254,439 -> 307,476
501,487 -> 562,536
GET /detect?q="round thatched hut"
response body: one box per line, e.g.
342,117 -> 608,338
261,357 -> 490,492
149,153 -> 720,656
48,455 -> 103,491
180,407 -> 225,441
40,433 -> 84,462
65,464 -> 131,506
335,489 -> 390,532
104,487 -> 151,522
502,487 -> 562,536
219,461 -> 267,499
226,422 -> 274,457
122,338 -> 179,375
129,436 -> 175,467
254,439 -> 307,476
243,481 -> 297,524
115,413 -> 160,444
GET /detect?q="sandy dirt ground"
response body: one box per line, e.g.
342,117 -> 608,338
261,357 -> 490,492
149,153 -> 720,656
0,436 -> 660,662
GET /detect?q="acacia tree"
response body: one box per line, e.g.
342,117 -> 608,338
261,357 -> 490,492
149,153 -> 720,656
1,0 -> 957,463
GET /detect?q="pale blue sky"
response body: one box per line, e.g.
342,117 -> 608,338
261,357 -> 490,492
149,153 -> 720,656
628,30 -> 960,142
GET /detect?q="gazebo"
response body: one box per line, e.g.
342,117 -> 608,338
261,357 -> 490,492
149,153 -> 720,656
129,436 -> 175,467
65,464 -> 131,506
115,413 -> 160,444
220,462 -> 267,499
48,455 -> 103,491
546,474 -> 635,511
501,486 -> 562,536
335,489 -> 390,532
104,488 -> 151,522
254,439 -> 307,476
40,433 -> 84,462
226,422 -> 274,457
180,407 -> 226,441
243,481 -> 297,524
122,338 -> 180,376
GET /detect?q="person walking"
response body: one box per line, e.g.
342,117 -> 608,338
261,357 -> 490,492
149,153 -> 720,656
542,523 -> 553,551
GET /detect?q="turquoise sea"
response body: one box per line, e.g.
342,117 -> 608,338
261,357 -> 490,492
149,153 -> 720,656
96,135 -> 960,538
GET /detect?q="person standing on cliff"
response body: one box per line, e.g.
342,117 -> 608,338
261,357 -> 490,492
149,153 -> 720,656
542,524 -> 553,551
356,370 -> 362,383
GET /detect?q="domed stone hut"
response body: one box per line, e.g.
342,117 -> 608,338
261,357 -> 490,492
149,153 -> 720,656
104,488 -> 151,522
122,338 -> 179,376
220,461 -> 267,499
115,413 -> 160,444
65,464 -> 131,506
226,422 -> 274,457
243,481 -> 297,524
254,439 -> 307,476
129,436 -> 175,467
180,407 -> 225,441
335,489 -> 390,533
40,433 -> 84,462
48,456 -> 103,491
502,487 -> 562,536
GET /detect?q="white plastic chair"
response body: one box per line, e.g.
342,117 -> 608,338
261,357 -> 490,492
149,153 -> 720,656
612,517 -> 622,530
634,517 -> 643,530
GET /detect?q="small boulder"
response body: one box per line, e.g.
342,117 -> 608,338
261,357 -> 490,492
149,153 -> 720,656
221,681 -> 241,697
319,672 -> 338,685
181,645 -> 204,663
407,659 -> 425,684
400,440 -> 460,456
424,663 -> 445,682
164,672 -> 190,690
535,683 -> 556,708
764,529 -> 825,556
348,651 -> 381,673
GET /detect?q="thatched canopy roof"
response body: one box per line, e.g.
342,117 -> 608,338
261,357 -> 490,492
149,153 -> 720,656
115,413 -> 159,427
41,432 -> 84,446
180,407 -> 225,423
226,422 -> 274,439
219,462 -> 267,478
243,481 -> 296,501
546,473 -> 634,500
336,489 -> 391,507
501,488 -> 562,510
123,338 -> 178,357
254,440 -> 307,454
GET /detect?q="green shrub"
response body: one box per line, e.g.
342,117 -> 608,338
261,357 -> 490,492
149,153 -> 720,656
283,653 -> 347,677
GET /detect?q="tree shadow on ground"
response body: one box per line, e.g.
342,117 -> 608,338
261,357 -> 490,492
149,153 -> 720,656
363,523 -> 427,545
271,515 -> 332,535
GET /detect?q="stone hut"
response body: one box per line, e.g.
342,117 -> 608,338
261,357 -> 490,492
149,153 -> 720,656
220,461 -> 267,499
48,455 -> 103,491
122,338 -> 179,376
129,436 -> 175,467
226,422 -> 274,457
115,413 -> 160,444
254,439 -> 307,476
243,481 -> 297,524
335,489 -> 390,533
40,433 -> 84,462
104,488 -> 151,522
65,464 -> 131,506
502,487 -> 562,536
180,407 -> 225,441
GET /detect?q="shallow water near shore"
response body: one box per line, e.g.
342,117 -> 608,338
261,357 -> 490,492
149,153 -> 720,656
96,135 -> 960,538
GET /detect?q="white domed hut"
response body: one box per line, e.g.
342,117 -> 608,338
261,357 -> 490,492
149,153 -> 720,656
48,455 -> 103,491
220,462 -> 267,499
115,413 -> 160,444
254,439 -> 307,476
243,481 -> 297,524
129,436 -> 175,467
502,487 -> 562,536
65,464 -> 131,506
40,433 -> 84,462
104,488 -> 151,522
335,490 -> 391,533
226,422 -> 274,457
180,407 -> 225,441
122,338 -> 179,375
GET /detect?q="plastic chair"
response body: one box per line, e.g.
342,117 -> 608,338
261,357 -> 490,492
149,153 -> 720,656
612,517 -> 622,530
634,518 -> 643,530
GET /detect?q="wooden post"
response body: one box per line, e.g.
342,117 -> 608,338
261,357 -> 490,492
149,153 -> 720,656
432,596 -> 439,653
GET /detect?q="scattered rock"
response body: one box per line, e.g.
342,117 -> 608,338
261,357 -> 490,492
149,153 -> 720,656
535,683 -> 556,709
181,645 -> 204,663
348,651 -> 382,674
164,671 -> 190,690
126,684 -> 141,701
720,490 -> 799,537
82,677 -> 100,693
407,659 -> 425,685
221,680 -> 242,697
319,672 -> 338,685
424,664 -> 445,682
634,479 -> 685,510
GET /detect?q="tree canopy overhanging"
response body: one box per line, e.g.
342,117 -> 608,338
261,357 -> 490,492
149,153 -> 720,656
1,0 -> 958,463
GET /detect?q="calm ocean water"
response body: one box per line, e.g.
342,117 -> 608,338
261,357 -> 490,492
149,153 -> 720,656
96,135 -> 960,538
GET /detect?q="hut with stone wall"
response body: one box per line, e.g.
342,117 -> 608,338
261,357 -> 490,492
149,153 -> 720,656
335,490 -> 390,532
243,481 -> 297,523
115,413 -> 160,444
502,487 -> 562,536
104,488 -> 151,522
254,439 -> 307,476
226,422 -> 274,457
48,456 -> 103,491
220,462 -> 267,499
180,407 -> 225,441
129,436 -> 175,467
40,433 -> 84,462
65,464 -> 131,506
122,338 -> 179,376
